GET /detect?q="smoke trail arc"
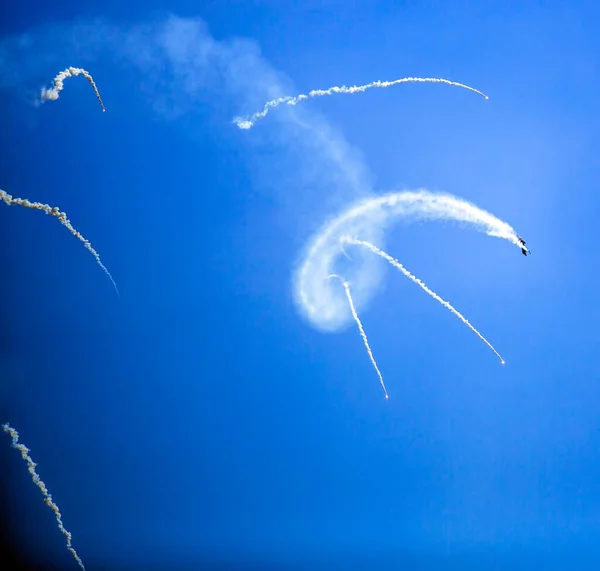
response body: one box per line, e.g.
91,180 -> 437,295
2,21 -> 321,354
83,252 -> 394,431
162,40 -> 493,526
295,189 -> 522,334
234,76 -> 488,129
40,66 -> 106,112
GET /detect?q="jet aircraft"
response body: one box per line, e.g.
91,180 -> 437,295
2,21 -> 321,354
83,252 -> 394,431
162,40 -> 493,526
518,236 -> 530,256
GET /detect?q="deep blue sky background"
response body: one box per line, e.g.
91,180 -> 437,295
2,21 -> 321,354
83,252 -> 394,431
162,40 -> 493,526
2,1 -> 600,569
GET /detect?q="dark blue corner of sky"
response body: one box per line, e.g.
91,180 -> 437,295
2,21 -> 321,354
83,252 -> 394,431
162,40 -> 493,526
2,1 -> 600,569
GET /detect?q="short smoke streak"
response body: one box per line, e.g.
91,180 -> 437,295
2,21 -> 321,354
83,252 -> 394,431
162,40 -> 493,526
328,274 -> 389,398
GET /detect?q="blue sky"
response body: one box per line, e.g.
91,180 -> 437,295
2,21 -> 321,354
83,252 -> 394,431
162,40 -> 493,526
2,1 -> 600,569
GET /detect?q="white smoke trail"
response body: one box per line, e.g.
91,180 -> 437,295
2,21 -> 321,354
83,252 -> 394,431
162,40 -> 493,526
0,188 -> 119,296
234,76 -> 488,129
3,423 -> 86,571
328,274 -> 389,398
40,66 -> 106,112
295,189 -> 522,334
344,237 -> 505,364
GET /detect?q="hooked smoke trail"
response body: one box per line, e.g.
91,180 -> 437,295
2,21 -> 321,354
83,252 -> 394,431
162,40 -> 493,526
0,189 -> 119,296
295,189 -> 522,334
3,423 -> 86,571
234,76 -> 488,129
40,66 -> 106,112
328,274 -> 389,398
344,237 -> 505,364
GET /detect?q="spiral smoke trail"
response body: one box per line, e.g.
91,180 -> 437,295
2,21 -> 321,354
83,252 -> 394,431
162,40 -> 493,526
294,190 -> 522,395
295,189 -> 522,334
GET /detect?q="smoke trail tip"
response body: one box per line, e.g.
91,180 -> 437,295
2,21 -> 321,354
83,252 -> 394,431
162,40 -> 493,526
39,87 -> 58,102
340,242 -> 353,261
327,273 -> 344,283
233,117 -> 253,129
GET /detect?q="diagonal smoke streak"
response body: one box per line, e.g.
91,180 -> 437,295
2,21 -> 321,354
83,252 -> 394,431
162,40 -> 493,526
328,274 -> 389,398
345,237 -> 505,364
1,188 -> 119,296
3,423 -> 86,571
234,76 -> 488,129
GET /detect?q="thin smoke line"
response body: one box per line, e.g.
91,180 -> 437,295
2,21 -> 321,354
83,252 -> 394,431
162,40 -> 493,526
328,273 -> 389,399
234,76 -> 488,128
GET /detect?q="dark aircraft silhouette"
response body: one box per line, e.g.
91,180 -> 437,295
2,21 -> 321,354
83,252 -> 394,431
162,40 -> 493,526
518,236 -> 530,256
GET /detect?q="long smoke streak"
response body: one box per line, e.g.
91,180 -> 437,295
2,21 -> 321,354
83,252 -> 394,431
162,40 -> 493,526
0,189 -> 119,295
40,66 -> 106,112
344,237 -> 505,364
3,423 -> 86,571
328,274 -> 389,398
234,76 -> 488,129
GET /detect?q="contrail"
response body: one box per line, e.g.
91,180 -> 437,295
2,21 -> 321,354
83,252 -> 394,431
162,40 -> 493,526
344,237 -> 505,364
40,66 -> 106,112
328,274 -> 388,398
234,76 -> 488,129
3,423 -> 86,571
1,188 -> 119,296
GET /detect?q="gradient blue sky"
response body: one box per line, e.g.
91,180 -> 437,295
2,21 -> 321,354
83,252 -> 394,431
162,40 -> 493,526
2,1 -> 600,569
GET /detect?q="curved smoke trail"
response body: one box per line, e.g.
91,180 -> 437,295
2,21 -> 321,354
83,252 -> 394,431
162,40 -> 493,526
234,76 -> 488,129
40,66 -> 106,112
0,188 -> 119,295
294,190 -> 520,396
295,189 -> 521,333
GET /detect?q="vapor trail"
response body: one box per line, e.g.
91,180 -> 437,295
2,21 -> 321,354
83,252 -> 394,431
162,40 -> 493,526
345,237 -> 505,364
328,274 -> 388,398
1,189 -> 119,296
40,66 -> 106,112
3,423 -> 86,571
234,76 -> 488,129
